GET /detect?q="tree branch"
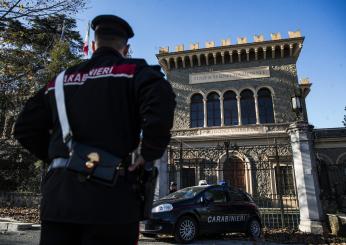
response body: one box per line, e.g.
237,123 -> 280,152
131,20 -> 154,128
0,0 -> 22,21
0,0 -> 85,22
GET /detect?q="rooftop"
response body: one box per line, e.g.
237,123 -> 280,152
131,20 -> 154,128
156,31 -> 304,72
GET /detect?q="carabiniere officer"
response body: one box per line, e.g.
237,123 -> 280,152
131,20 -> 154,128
14,15 -> 176,245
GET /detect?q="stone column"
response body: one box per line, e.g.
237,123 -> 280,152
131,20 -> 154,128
271,46 -> 275,59
280,45 -> 284,58
203,98 -> 207,127
255,48 -> 258,61
271,95 -> 277,123
263,48 -> 267,60
155,150 -> 169,200
254,95 -> 260,124
236,95 -> 242,125
289,44 -> 293,57
246,49 -> 250,62
287,122 -> 324,234
189,55 -> 193,68
213,53 -> 217,65
293,43 -> 303,56
220,97 -> 224,126
221,52 -> 225,64
237,50 -> 241,62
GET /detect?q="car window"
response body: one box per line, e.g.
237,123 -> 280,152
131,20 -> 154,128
229,190 -> 247,202
205,189 -> 228,203
161,186 -> 206,200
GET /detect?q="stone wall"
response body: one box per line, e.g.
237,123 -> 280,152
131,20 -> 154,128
167,57 -> 299,130
0,192 -> 40,208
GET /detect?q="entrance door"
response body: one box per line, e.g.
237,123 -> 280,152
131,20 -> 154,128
181,167 -> 196,188
223,157 -> 245,190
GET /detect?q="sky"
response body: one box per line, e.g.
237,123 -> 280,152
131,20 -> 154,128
76,0 -> 346,129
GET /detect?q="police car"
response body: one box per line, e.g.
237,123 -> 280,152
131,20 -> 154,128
140,183 -> 262,243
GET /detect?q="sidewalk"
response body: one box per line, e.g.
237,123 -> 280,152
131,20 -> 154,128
0,218 -> 302,245
0,217 -> 40,232
0,229 -> 298,245
1,218 -> 339,245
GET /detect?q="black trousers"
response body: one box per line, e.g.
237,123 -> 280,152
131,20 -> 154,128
40,221 -> 139,245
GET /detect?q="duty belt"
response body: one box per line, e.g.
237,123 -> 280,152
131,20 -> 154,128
47,158 -> 127,177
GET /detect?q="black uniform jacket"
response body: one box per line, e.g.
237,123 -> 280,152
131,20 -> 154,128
14,47 -> 176,224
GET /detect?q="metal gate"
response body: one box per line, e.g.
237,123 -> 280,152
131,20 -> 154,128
168,140 -> 299,229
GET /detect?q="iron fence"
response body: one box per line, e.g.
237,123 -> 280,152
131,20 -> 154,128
168,140 -> 299,229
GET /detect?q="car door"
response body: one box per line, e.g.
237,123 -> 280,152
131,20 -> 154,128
197,187 -> 231,233
226,189 -> 250,232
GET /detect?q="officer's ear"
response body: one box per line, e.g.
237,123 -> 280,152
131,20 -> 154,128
123,44 -> 130,57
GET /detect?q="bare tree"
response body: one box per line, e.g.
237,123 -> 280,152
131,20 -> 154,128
0,0 -> 87,22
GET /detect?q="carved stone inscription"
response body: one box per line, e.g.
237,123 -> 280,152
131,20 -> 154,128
189,66 -> 270,84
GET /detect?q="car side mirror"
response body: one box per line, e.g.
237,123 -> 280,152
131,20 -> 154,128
204,195 -> 214,204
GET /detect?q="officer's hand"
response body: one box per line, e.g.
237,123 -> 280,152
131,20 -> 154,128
128,155 -> 145,172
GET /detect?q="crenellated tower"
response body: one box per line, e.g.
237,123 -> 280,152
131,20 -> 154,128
156,31 -> 310,135
157,31 -> 303,73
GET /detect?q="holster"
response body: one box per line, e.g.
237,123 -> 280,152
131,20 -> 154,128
136,166 -> 158,220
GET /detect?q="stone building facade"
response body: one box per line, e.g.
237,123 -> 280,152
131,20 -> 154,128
155,32 -> 346,233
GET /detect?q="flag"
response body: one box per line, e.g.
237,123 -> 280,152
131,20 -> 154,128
83,22 -> 90,57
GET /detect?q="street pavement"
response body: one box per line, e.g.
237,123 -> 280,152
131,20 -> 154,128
0,230 -> 295,245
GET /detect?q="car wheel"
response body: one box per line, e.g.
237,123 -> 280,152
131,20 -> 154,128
246,218 -> 261,239
174,216 -> 198,244
141,233 -> 157,238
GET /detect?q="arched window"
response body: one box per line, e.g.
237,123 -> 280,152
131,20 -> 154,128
258,88 -> 274,123
240,90 -> 256,125
274,46 -> 281,59
216,52 -> 222,65
266,46 -> 273,59
283,44 -> 290,57
192,55 -> 198,67
258,47 -> 264,60
224,51 -> 230,63
169,58 -> 175,69
207,92 -> 221,126
200,54 -> 207,66
249,49 -> 256,61
190,94 -> 204,128
207,53 -> 214,65
223,91 -> 238,126
184,56 -> 191,68
240,49 -> 247,62
177,57 -> 183,69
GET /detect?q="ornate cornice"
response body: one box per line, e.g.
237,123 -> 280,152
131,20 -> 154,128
171,123 -> 290,139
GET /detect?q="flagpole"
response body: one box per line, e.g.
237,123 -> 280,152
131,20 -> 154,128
87,21 -> 91,58
60,18 -> 66,41
83,21 -> 90,58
